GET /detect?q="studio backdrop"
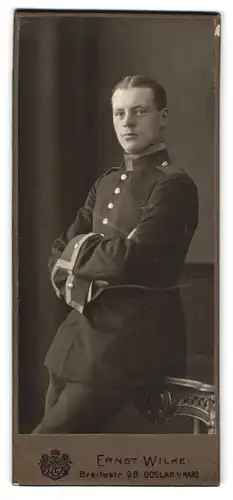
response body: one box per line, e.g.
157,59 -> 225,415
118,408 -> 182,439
17,15 -> 216,432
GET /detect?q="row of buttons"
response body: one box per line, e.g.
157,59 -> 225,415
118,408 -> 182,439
101,163 -> 168,226
102,173 -> 128,225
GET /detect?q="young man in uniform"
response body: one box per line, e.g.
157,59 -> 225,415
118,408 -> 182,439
32,75 -> 198,434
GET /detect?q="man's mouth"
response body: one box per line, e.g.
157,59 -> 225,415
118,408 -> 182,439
122,133 -> 138,138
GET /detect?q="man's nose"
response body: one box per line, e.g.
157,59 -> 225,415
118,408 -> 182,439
123,111 -> 136,127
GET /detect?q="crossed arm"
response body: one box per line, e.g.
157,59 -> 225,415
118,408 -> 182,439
49,174 -> 198,310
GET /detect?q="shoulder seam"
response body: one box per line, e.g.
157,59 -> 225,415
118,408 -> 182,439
156,164 -> 185,175
100,164 -> 122,178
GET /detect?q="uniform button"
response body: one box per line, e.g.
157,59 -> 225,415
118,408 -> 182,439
162,161 -> 168,167
108,202 -> 114,209
103,218 -> 108,224
114,187 -> 121,194
67,282 -> 74,289
121,173 -> 128,181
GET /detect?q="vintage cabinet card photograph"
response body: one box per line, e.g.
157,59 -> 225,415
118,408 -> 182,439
13,10 -> 220,485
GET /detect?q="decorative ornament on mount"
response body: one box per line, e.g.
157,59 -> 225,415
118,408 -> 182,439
38,449 -> 72,480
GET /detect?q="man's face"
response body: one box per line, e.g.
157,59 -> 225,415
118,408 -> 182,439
112,87 -> 167,155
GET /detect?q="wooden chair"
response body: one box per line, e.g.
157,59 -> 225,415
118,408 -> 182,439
156,376 -> 216,434
133,354 -> 216,434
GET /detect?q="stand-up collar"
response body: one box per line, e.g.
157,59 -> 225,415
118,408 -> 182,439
124,142 -> 171,171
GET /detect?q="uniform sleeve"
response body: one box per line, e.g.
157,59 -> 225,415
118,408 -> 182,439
48,180 -> 98,275
48,179 -> 102,303
72,174 -> 198,287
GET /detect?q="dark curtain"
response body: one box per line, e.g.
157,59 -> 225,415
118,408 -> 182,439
18,18 -> 101,431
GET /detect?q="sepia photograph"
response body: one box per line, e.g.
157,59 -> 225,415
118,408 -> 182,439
13,10 -> 219,484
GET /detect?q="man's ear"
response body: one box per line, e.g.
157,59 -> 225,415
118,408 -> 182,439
160,108 -> 168,127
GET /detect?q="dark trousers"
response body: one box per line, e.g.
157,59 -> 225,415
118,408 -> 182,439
31,372 -> 166,434
31,373 -> 131,434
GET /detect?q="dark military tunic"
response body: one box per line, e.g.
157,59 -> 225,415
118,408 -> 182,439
45,147 -> 198,391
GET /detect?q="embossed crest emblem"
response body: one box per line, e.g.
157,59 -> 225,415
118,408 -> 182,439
38,449 -> 72,480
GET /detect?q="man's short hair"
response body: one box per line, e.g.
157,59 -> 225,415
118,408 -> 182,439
112,75 -> 167,111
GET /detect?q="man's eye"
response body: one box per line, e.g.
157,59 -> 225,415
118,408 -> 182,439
136,108 -> 146,116
115,111 -> 125,118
